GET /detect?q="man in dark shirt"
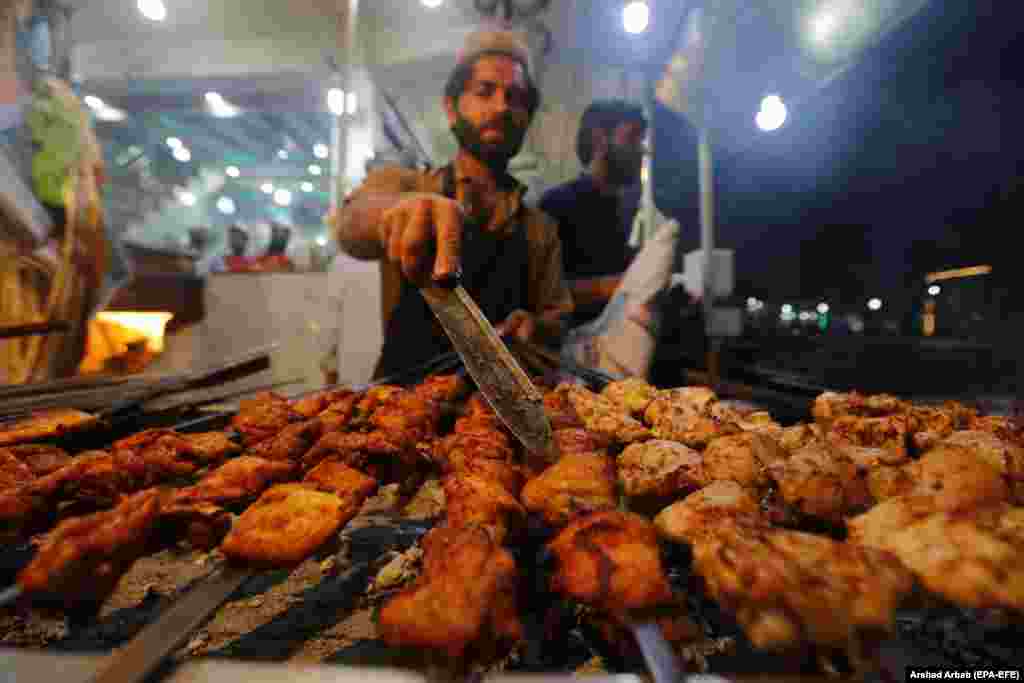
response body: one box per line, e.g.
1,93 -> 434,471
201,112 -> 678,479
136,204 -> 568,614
539,100 -> 647,327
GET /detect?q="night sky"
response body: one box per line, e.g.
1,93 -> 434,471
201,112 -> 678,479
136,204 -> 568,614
653,0 -> 1022,308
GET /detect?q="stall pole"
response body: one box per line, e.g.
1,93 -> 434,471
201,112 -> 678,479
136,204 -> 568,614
332,0 -> 359,206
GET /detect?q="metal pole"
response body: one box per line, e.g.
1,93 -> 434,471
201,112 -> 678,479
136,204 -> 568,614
332,0 -> 359,205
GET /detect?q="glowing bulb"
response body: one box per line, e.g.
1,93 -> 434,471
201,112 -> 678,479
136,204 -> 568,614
313,143 -> 329,159
867,298 -> 883,311
261,182 -> 274,195
173,147 -> 191,162
928,285 -> 941,296
179,191 -> 196,207
137,0 -> 166,22
817,302 -> 829,314
781,304 -> 794,315
278,149 -> 289,160
316,235 -> 328,246
216,196 -> 236,215
273,188 -> 293,207
83,95 -> 104,110
327,88 -> 346,116
308,164 -> 322,176
756,94 -> 787,132
166,137 -> 182,149
813,11 -> 838,42
301,181 -> 315,193
225,166 -> 240,178
421,0 -> 442,7
623,1 -> 650,34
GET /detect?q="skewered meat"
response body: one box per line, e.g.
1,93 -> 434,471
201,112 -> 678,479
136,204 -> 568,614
0,408 -> 99,447
302,431 -> 403,471
179,431 -> 242,463
766,443 -> 872,522
702,432 -> 788,490
378,524 -> 522,659
547,510 -> 674,614
170,456 -> 295,507
563,384 -> 651,444
692,522 -> 914,652
0,449 -> 35,490
846,494 -> 942,550
968,414 -> 1024,446
909,406 -> 957,453
0,487 -> 51,543
231,391 -> 303,446
941,430 -> 1024,502
447,457 -> 525,499
3,444 -> 71,476
248,419 -> 324,462
871,505 -> 1024,611
521,452 -> 617,527
413,373 -> 470,404
292,388 -> 356,419
442,473 -> 525,544
353,385 -> 406,422
601,378 -> 659,416
369,390 -> 443,446
617,439 -> 705,499
303,460 -> 379,500
403,478 -> 447,520
317,392 -> 363,433
651,410 -> 741,450
543,386 -> 584,430
17,489 -> 161,608
433,431 -> 515,470
812,391 -> 909,425
220,483 -> 359,568
826,414 -> 911,458
778,423 -> 824,453
552,428 -> 612,457
156,496 -> 232,551
655,481 -> 766,546
900,444 -> 1009,510
643,387 -> 718,426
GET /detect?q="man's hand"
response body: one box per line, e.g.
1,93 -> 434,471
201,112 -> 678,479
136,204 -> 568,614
378,193 -> 464,287
496,309 -> 537,343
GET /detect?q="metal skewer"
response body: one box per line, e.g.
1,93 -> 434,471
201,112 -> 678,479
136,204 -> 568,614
0,584 -> 24,608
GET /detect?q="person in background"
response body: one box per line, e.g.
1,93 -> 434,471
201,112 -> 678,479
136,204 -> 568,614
252,221 -> 295,272
539,100 -> 647,328
330,28 -> 572,379
203,223 -> 251,274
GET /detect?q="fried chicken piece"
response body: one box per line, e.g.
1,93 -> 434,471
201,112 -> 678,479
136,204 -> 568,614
602,378 -> 659,416
221,483 -> 356,568
942,430 -> 1024,502
231,391 -> 303,446
846,494 -> 941,550
403,477 -> 446,520
0,408 -> 99,447
303,460 -> 379,500
564,384 -> 651,444
370,390 -> 443,446
826,414 -> 911,458
0,450 -> 35,490
434,431 -> 515,469
179,431 -> 242,463
693,523 -> 914,652
553,428 -> 613,457
968,414 -> 1024,446
617,439 -> 705,499
378,525 -> 522,659
449,457 -> 526,499
655,481 -> 766,546
909,406 -> 957,453
650,407 -> 741,450
113,429 -> 203,478
291,388 -> 356,419
18,489 -> 161,608
248,418 -> 324,462
876,505 -> 1024,611
643,387 -> 719,426
778,423 -> 824,453
548,510 -> 674,614
903,444 -> 1010,510
703,432 -> 789,490
521,452 -> 618,527
302,430 -> 403,471
443,473 -> 525,544
413,373 -> 471,404
26,450 -> 153,506
171,456 -> 295,507
3,444 -> 71,476
317,392 -> 363,433
0,487 -> 50,543
766,443 -> 872,522
812,391 -> 909,426
543,387 -> 584,430
156,495 -> 232,551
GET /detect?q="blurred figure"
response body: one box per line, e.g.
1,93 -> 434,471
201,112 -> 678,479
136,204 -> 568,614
203,223 -> 252,273
254,221 -> 294,272
319,242 -> 383,386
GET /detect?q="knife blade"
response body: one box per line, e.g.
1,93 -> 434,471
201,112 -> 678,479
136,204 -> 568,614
84,566 -> 252,683
420,284 -> 555,460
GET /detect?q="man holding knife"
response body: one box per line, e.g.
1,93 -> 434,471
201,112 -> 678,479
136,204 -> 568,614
330,29 -> 572,379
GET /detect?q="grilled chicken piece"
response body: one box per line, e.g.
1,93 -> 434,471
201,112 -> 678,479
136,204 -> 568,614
601,378 -> 659,416
902,444 -> 1009,510
248,419 -> 324,462
909,406 -> 958,453
3,444 -> 71,476
521,452 -> 618,527
221,483 -> 361,568
553,428 -> 613,457
778,423 -> 824,453
543,386 -> 584,430
231,391 -> 303,446
291,388 -> 356,419
413,373 -> 471,404
0,487 -> 50,543
434,431 -> 515,469
179,431 -> 242,463
0,450 -> 35,490
369,389 -> 443,447
766,443 -> 872,522
156,496 -> 232,551
846,494 -> 942,550
303,460 -> 378,500
641,389 -> 739,449
564,384 -> 652,444
443,473 -> 525,544
18,489 -> 161,608
171,456 -> 295,507
941,430 -> 1024,502
617,439 -> 705,499
547,510 -> 675,614
302,431 -> 403,472
968,415 -> 1024,446
812,391 -> 909,426
655,481 -> 766,546
447,456 -> 525,499
826,414 -> 911,458
113,429 -> 205,477
378,524 -> 522,659
693,523 -> 914,652
643,387 -> 719,426
317,392 -> 363,433
869,505 -> 1024,611
702,432 -> 789,490
403,477 -> 447,520
0,408 -> 99,447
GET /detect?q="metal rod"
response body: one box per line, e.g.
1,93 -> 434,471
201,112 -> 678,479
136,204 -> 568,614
0,584 -> 23,608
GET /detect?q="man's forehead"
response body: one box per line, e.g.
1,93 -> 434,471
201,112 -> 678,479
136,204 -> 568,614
469,54 -> 528,87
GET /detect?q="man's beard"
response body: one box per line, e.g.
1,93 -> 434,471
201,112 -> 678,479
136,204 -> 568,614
451,112 -> 527,171
606,143 -> 643,187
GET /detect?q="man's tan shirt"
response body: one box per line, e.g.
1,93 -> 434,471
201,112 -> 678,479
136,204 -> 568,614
339,165 -> 573,334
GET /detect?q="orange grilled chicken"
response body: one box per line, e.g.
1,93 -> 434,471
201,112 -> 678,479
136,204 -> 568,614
940,430 -> 1024,503
777,423 -> 825,453
170,456 -> 295,507
291,387 -> 357,419
655,480 -> 766,546
231,391 -> 303,446
601,378 -> 659,416
563,383 -> 651,444
826,414 -> 912,458
543,385 -> 584,430
412,373 -> 471,404
247,419 -> 324,462
0,449 -> 34,490
766,442 -> 872,522
553,428 -> 613,457
702,432 -> 789,490
301,431 -> 404,472
521,452 -> 618,527
442,473 -> 525,545
811,391 -> 909,426
303,460 -> 379,500
616,439 -> 705,499
867,444 -> 1010,511
3,444 -> 71,476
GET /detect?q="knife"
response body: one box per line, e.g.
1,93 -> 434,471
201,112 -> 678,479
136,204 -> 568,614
420,281 -> 556,461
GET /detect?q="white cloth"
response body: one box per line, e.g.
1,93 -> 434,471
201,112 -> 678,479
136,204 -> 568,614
319,252 -> 383,385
